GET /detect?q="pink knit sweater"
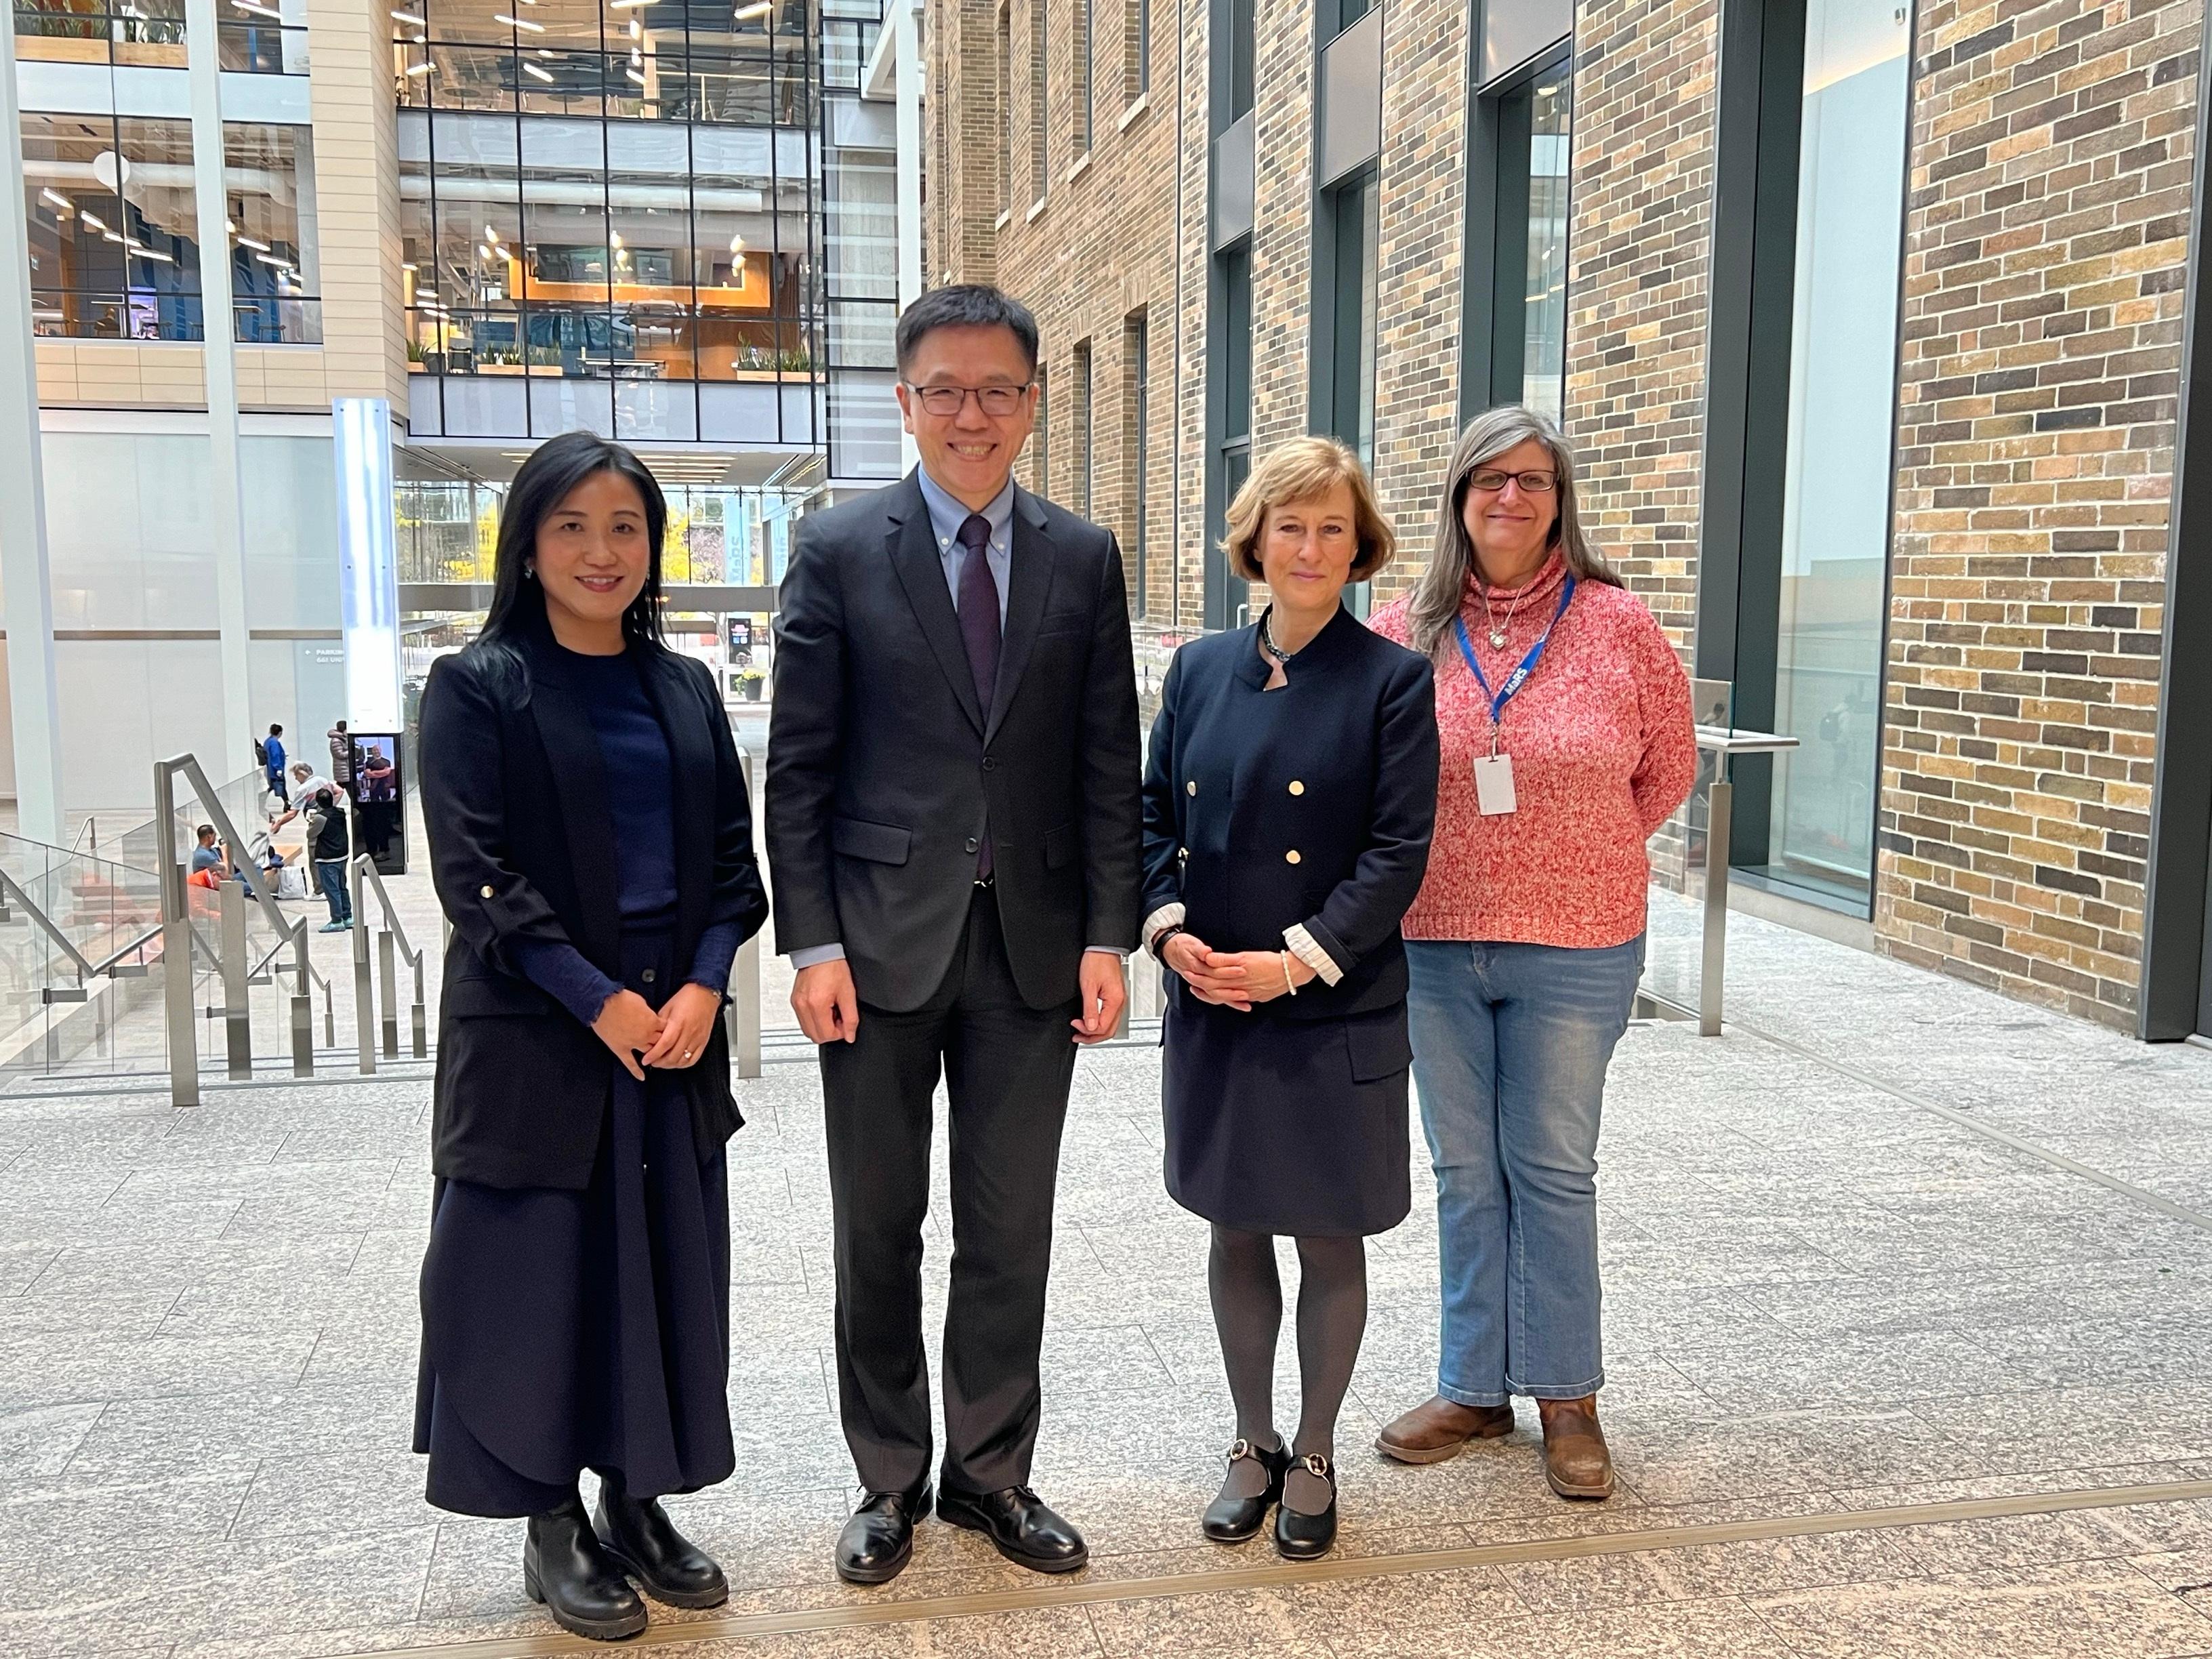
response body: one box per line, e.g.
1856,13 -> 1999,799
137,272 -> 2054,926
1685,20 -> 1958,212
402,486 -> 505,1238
1369,555 -> 1697,949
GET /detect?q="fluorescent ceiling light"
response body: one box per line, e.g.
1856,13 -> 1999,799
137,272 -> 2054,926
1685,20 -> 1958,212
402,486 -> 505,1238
80,210 -> 108,232
733,1 -> 771,17
237,234 -> 270,251
493,12 -> 544,28
103,231 -> 124,243
255,252 -> 293,267
625,66 -> 644,82
522,60 -> 553,80
132,246 -> 174,264
404,59 -> 433,73
390,8 -> 424,21
41,188 -> 73,212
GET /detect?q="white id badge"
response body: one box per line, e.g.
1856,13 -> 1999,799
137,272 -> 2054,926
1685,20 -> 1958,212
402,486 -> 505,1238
1472,754 -> 1519,816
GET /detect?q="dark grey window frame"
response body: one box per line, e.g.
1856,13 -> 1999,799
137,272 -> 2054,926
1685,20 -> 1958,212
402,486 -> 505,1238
1692,0 -> 1917,918
1457,35 -> 1570,423
1310,163 -> 1376,458
1126,307 -> 1149,617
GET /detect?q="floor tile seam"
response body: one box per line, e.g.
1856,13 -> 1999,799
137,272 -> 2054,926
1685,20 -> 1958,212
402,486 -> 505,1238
283,1478 -> 2212,1659
1731,1026 -> 2212,1235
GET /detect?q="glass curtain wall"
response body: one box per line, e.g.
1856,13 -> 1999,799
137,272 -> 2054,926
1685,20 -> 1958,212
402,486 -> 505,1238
13,0 -> 309,73
1758,0 -> 1909,905
396,0 -> 822,444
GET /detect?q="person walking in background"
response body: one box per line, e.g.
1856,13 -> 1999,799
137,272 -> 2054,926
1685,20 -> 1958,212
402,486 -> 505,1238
1142,437 -> 1436,1561
262,725 -> 288,808
329,719 -> 356,791
767,285 -> 1141,1585
307,788 -> 352,933
1370,407 -> 1695,1501
415,431 -> 769,1641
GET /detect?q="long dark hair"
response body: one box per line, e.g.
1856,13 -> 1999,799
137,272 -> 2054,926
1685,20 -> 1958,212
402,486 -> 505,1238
478,430 -> 669,651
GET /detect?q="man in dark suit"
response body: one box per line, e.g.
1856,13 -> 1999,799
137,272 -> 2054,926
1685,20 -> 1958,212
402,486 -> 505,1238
766,285 -> 1142,1583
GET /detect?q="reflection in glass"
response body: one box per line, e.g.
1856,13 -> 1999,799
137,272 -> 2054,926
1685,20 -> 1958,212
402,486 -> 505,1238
1761,0 -> 1909,905
1519,58 -> 1569,419
226,123 -> 321,342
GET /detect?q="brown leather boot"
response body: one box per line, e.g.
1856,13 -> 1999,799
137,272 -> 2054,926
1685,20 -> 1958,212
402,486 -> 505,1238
1536,1395 -> 1614,1500
1376,1395 -> 1517,1465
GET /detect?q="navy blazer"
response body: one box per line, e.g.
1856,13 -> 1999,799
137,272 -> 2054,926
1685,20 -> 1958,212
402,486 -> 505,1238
419,616 -> 769,1189
1141,606 -> 1438,1022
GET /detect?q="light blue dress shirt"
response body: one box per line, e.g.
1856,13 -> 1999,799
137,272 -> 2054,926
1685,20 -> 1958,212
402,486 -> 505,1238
915,466 -> 1015,628
785,467 -> 1124,970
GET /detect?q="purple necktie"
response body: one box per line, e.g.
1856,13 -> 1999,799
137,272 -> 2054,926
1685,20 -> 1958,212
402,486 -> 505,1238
956,512 -> 1000,876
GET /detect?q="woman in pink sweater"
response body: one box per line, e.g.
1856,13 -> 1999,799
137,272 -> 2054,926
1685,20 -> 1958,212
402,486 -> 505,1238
1368,407 -> 1694,1501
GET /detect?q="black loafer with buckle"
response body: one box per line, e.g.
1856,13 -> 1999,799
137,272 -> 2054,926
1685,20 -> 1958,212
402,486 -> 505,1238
1202,1436 -> 1294,1543
1273,1452 -> 1338,1561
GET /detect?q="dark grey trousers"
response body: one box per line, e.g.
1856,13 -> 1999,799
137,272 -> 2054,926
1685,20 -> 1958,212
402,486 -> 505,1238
820,889 -> 1080,1498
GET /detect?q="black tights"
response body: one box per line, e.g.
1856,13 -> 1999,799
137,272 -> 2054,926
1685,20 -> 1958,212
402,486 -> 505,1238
1208,1225 -> 1366,1513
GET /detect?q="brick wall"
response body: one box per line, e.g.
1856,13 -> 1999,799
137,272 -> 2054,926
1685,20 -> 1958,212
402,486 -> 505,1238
1557,0 -> 1721,651
1879,0 -> 2199,1029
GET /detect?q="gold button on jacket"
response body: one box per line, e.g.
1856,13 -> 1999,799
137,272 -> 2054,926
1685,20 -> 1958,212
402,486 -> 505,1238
479,884 -> 494,899
1288,780 -> 1305,796
1285,849 -> 1301,865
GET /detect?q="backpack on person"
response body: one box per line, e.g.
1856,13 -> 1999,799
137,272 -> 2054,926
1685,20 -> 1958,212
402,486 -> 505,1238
253,737 -> 269,768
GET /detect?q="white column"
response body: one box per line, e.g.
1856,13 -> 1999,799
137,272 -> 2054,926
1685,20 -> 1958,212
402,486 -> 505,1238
893,0 -> 922,472
184,0 -> 255,758
0,23 -> 68,842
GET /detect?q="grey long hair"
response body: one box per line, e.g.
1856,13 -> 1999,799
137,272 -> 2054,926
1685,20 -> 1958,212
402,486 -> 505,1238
1404,405 -> 1620,660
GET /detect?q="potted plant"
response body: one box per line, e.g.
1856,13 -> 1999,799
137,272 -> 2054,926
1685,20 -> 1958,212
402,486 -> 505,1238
737,668 -> 764,702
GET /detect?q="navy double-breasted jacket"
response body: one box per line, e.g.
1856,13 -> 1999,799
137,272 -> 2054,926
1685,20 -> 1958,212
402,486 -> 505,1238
1140,605 -> 1439,1021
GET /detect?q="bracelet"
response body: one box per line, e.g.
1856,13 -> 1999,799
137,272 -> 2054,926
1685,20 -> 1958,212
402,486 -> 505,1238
1281,950 -> 1298,996
1151,924 -> 1187,963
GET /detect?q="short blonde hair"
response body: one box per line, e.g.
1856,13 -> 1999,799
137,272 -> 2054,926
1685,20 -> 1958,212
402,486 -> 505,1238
1221,436 -> 1397,584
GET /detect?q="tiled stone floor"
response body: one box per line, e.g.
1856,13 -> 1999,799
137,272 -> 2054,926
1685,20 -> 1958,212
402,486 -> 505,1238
6,907 -> 2212,1658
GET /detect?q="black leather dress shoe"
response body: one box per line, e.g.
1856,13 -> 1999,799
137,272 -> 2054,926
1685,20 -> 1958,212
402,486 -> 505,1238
1202,1437 -> 1294,1543
835,1483 -> 933,1585
1273,1453 -> 1338,1561
525,1494 -> 649,1641
936,1485 -> 1088,1574
593,1475 -> 729,1610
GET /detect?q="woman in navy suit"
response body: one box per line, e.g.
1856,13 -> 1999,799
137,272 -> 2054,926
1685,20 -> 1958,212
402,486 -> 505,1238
1141,436 -> 1438,1559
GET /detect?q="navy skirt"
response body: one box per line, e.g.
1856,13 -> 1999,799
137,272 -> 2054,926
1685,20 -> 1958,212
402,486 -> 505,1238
413,927 -> 735,1518
1162,993 -> 1414,1238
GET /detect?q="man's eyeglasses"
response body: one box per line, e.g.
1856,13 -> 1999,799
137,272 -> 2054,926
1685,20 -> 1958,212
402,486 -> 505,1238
1467,468 -> 1558,494
903,382 -> 1034,417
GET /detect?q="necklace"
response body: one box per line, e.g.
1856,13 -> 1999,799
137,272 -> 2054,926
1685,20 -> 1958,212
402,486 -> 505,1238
1261,609 -> 1301,664
1478,579 -> 1528,650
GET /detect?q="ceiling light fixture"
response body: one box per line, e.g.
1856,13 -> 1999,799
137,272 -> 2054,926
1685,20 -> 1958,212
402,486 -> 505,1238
493,12 -> 544,28
625,64 -> 645,83
238,234 -> 270,251
523,60 -> 553,79
389,8 -> 424,21
41,188 -> 73,212
733,1 -> 771,18
131,246 -> 175,263
80,209 -> 108,232
404,58 -> 433,73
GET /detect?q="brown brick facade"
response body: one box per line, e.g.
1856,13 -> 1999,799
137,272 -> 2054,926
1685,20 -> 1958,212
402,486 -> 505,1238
920,0 -> 2201,1029
1880,0 -> 2198,1028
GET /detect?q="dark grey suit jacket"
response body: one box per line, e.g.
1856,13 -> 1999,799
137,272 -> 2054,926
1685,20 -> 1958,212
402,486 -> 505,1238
766,470 -> 1143,1012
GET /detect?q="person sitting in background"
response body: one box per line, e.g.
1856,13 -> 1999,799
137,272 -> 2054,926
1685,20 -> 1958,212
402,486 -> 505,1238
188,825 -> 228,889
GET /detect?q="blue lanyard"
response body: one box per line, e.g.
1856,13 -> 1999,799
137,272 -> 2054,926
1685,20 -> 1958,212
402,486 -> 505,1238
1454,575 -> 1576,752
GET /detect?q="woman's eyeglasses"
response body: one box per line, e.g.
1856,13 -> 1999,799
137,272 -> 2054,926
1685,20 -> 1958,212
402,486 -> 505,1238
903,382 -> 1034,416
1467,468 -> 1558,494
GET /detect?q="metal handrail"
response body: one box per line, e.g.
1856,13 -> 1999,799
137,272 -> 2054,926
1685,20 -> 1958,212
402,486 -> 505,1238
352,852 -> 428,1069
156,752 -> 321,1101
0,865 -> 98,981
86,920 -> 163,979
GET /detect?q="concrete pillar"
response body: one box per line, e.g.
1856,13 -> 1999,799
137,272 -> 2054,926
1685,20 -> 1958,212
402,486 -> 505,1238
0,22 -> 69,843
184,0 -> 256,756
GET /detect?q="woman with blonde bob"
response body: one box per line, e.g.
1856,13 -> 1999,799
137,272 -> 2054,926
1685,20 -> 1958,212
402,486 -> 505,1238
1369,407 -> 1694,1502
1141,436 -> 1438,1560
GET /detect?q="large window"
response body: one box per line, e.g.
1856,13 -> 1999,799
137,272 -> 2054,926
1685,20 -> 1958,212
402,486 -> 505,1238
1029,0 -> 1049,203
1073,339 -> 1093,515
1318,167 -> 1378,466
1076,0 -> 1092,153
1760,0 -> 1910,905
227,123 -> 322,343
1208,241 -> 1252,628
22,114 -> 200,342
1467,52 -> 1570,419
12,0 -> 309,73
1124,308 -> 1148,616
394,0 -> 823,444
1126,0 -> 1148,101
1700,0 -> 1911,911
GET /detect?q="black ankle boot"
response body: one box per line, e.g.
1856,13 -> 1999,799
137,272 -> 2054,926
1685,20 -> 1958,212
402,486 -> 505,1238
525,1493 -> 649,1641
594,1473 -> 729,1610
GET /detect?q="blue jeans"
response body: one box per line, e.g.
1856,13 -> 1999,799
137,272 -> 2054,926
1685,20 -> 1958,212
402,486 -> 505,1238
1404,936 -> 1643,1406
316,859 -> 352,925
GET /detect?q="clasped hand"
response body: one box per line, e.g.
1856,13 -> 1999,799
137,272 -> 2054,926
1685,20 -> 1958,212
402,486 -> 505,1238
591,983 -> 721,1080
1160,932 -> 1313,1012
